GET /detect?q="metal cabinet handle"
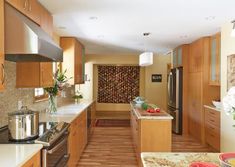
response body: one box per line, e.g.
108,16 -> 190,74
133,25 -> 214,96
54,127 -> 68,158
1,64 -> 5,85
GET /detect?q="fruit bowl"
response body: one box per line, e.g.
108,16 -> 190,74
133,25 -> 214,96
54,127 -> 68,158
219,153 -> 235,167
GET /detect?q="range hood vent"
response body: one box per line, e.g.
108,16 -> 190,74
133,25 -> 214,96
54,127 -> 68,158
4,3 -> 63,62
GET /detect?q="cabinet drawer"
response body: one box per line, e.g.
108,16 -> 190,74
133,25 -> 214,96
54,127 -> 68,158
205,128 -> 220,150
205,108 -> 220,127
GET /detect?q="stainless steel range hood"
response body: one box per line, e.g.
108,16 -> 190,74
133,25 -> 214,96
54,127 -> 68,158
4,3 -> 63,62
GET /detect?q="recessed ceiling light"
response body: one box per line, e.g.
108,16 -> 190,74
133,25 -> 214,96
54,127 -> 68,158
58,26 -> 66,30
89,16 -> 98,20
205,16 -> 215,21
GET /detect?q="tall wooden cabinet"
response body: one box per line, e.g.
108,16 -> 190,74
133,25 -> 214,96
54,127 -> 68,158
60,37 -> 85,85
188,37 -> 220,142
209,33 -> 221,86
0,0 -> 4,91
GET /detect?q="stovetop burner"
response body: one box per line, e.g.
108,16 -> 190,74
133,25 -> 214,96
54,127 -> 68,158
0,122 -> 69,146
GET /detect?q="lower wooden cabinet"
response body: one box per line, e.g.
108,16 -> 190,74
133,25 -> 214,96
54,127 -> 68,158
204,106 -> 220,151
16,62 -> 53,88
130,109 -> 172,166
68,110 -> 87,167
22,151 -> 41,167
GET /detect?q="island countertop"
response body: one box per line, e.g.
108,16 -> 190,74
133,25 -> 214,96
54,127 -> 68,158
141,152 -> 220,167
130,102 -> 173,120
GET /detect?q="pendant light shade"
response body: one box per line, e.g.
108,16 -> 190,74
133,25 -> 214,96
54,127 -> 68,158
139,52 -> 153,66
231,20 -> 235,37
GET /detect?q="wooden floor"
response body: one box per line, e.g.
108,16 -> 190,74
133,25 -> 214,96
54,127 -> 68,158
77,125 -> 215,167
172,134 -> 216,152
77,127 -> 138,167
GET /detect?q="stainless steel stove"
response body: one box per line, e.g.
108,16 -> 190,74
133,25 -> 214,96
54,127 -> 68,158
0,121 -> 70,167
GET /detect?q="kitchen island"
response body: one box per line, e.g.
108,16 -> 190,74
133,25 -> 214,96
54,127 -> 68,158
141,152 -> 220,167
130,102 -> 173,166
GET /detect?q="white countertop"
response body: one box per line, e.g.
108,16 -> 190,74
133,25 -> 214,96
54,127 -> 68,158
40,99 -> 95,123
204,104 -> 221,112
0,99 -> 94,167
0,144 -> 43,167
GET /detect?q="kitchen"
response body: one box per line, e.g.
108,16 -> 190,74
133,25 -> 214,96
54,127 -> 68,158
1,0 -> 235,167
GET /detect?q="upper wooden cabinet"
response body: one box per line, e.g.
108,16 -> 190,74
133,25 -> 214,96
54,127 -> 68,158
172,47 -> 183,68
16,62 -> 53,88
60,37 -> 85,85
0,0 -> 5,92
209,33 -> 221,86
6,0 -> 41,25
39,4 -> 53,36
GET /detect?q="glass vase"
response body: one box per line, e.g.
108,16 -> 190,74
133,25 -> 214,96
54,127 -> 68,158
48,94 -> 57,113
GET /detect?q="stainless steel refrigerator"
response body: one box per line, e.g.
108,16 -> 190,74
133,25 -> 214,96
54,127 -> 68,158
167,67 -> 183,134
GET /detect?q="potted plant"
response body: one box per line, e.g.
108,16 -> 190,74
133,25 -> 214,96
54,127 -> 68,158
44,69 -> 71,113
72,90 -> 83,103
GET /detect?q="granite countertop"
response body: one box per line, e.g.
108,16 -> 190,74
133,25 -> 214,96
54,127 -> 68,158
131,103 -> 173,120
0,144 -> 43,167
204,104 -> 221,112
141,152 -> 220,167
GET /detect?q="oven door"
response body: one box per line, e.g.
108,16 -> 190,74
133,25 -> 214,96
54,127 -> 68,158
42,133 -> 70,167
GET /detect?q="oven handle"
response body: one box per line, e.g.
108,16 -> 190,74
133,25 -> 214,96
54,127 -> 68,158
47,137 -> 68,154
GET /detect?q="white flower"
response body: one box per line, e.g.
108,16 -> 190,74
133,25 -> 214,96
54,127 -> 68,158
223,87 -> 235,115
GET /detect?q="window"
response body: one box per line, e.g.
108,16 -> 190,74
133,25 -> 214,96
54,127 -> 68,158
34,88 -> 48,101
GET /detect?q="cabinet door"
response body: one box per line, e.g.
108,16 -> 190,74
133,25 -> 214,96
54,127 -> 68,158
0,0 -> 4,91
6,0 -> 22,10
173,50 -> 177,68
27,0 -> 41,25
177,47 -> 182,66
189,39 -> 203,73
16,62 -> 40,88
40,63 -> 53,87
40,4 -> 53,36
22,151 -> 41,167
209,33 -> 220,86
74,41 -> 83,84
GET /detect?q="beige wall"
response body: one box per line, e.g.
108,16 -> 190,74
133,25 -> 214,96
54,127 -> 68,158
220,22 -> 235,152
77,54 -> 171,112
145,54 -> 171,111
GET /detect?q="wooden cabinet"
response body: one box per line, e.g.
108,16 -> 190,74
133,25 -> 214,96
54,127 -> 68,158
209,33 -> 221,86
16,62 -> 53,88
6,0 -> 41,25
60,37 -> 85,85
0,0 -> 4,92
39,4 -> 53,36
130,109 -> 172,166
188,37 -> 220,142
68,110 -> 87,167
204,107 -> 220,151
88,101 -> 96,137
22,151 -> 41,167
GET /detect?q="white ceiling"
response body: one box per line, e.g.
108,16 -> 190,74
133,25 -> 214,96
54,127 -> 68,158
39,0 -> 235,55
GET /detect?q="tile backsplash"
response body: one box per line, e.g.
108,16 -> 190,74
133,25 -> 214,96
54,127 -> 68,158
0,61 -> 75,127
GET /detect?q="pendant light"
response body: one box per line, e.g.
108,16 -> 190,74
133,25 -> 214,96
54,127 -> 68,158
231,20 -> 235,37
139,33 -> 153,66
